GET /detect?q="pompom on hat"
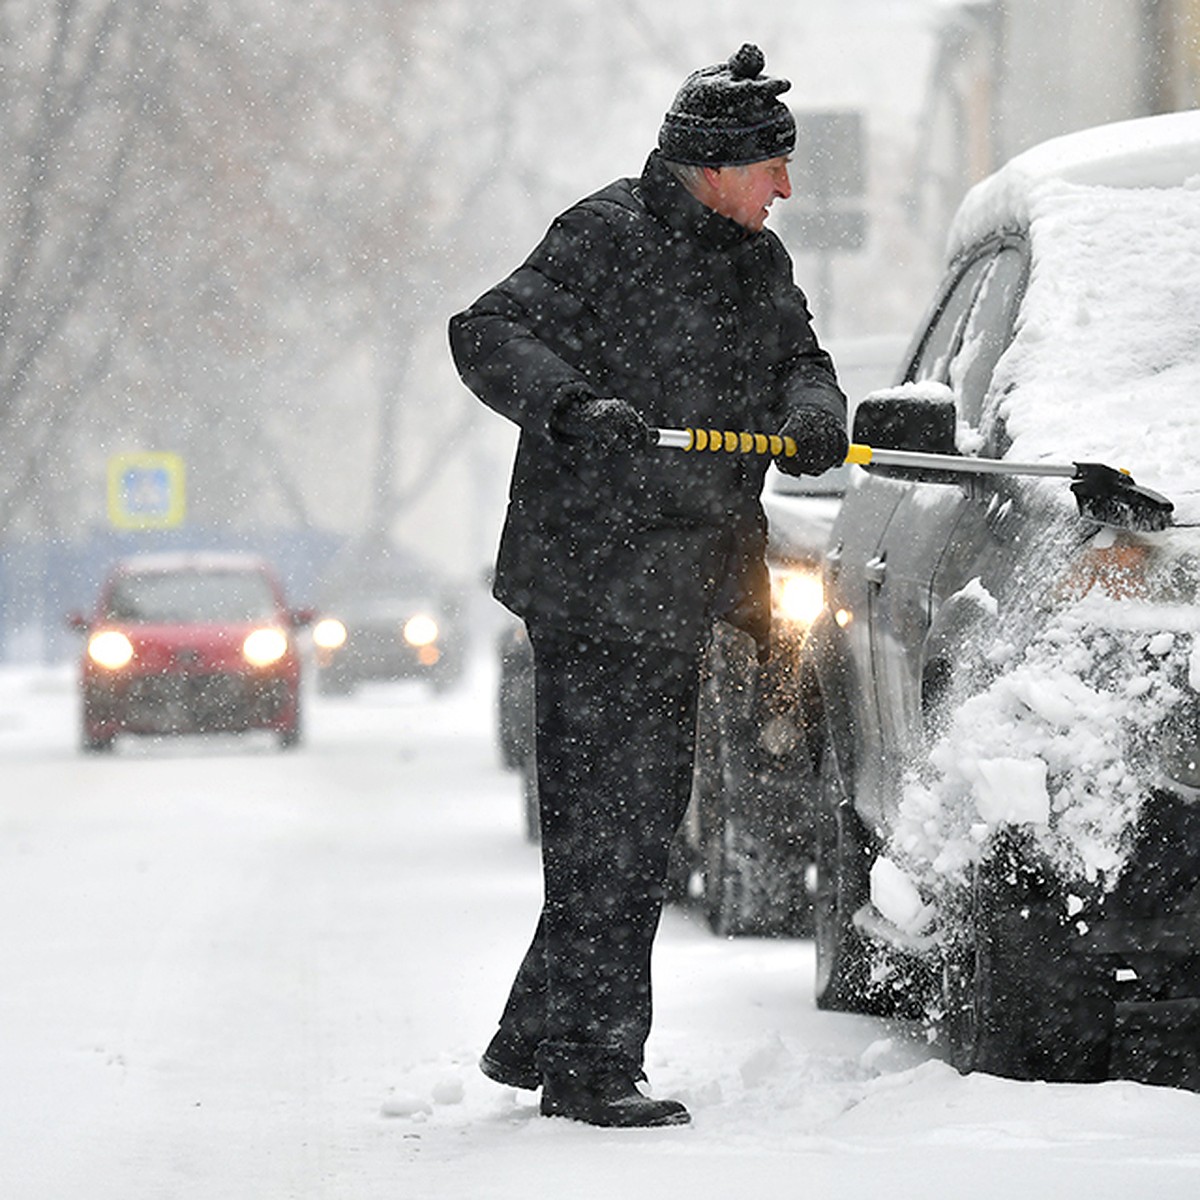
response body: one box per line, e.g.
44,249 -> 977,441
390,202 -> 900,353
658,44 -> 796,167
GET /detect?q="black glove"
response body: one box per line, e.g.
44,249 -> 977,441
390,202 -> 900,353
776,409 -> 849,476
550,394 -> 653,452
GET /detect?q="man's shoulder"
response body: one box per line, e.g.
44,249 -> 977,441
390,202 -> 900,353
564,176 -> 645,227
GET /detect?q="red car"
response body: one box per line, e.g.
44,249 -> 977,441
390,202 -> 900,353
69,552 -> 312,752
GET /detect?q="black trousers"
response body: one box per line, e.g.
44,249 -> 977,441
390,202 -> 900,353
493,626 -> 702,1080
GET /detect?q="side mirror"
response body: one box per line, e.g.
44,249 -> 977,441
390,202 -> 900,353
852,383 -> 958,456
66,612 -> 89,632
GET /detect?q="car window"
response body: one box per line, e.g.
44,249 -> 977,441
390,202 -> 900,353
947,245 -> 1028,428
904,239 -> 1028,448
106,570 -> 279,623
907,253 -> 993,385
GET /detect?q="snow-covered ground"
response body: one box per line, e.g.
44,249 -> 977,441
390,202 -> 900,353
1,653 -> 1198,1199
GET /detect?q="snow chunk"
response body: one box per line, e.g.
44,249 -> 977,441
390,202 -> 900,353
1148,632 -> 1175,657
966,756 -> 1050,826
738,1033 -> 793,1088
380,1093 -> 431,1119
870,857 -> 934,934
431,1077 -> 465,1106
953,576 -> 999,618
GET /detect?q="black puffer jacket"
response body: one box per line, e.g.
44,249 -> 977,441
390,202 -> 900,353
449,151 -> 845,653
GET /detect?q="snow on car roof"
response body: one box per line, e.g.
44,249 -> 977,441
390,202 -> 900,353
948,109 -> 1200,256
951,112 -> 1200,523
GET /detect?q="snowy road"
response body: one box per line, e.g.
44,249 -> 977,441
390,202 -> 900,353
2,658 -> 1199,1199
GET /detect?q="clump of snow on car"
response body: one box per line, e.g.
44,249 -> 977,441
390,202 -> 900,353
870,857 -> 934,934
962,756 -> 1049,825
895,589 -> 1193,893
953,576 -> 998,618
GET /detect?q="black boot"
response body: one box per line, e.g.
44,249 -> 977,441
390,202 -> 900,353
479,1031 -> 540,1091
541,1070 -> 690,1128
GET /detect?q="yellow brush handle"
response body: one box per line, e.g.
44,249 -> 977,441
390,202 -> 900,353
655,427 -> 869,465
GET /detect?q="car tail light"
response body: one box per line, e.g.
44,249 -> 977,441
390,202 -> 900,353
87,630 -> 134,670
243,627 -> 289,667
1057,529 -> 1152,601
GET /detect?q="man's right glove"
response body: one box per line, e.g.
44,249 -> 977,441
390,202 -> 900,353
550,394 -> 653,452
776,409 -> 849,476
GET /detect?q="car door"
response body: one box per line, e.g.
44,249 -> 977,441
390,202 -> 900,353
863,238 -> 1030,827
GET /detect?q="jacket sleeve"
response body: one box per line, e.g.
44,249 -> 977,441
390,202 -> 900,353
765,235 -> 847,428
447,204 -> 614,436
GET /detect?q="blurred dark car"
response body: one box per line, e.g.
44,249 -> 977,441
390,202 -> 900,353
677,335 -> 907,936
312,558 -> 465,695
68,552 -> 311,752
802,112 -> 1200,1088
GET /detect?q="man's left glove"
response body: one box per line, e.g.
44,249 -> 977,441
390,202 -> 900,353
550,394 -> 653,452
776,409 -> 849,477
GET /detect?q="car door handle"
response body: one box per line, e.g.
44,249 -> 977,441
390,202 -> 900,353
864,555 -> 887,585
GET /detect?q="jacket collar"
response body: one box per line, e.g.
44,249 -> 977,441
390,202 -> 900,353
638,151 -> 753,251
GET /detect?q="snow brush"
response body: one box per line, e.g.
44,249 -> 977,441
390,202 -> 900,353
651,426 -> 1174,533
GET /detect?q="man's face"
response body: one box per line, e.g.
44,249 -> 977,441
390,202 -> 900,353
706,156 -> 792,232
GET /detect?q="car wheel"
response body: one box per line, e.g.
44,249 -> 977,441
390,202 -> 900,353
702,802 -> 813,937
941,846 -> 1112,1081
278,701 -> 302,750
698,635 -> 814,937
82,729 -> 115,754
812,739 -> 880,1011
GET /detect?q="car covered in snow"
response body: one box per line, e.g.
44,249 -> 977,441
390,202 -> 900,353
68,552 -> 311,751
802,111 -> 1200,1089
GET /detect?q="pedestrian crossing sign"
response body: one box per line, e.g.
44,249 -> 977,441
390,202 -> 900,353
107,452 -> 186,530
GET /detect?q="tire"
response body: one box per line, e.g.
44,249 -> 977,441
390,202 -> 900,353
702,802 -> 814,936
812,739 -> 878,1010
697,629 -> 814,937
278,697 -> 302,749
941,848 -> 1113,1081
82,730 -> 115,754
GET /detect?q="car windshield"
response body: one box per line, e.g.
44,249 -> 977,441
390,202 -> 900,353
105,570 -> 279,623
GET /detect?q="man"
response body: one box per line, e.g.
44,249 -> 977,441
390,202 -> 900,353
448,43 -> 846,1128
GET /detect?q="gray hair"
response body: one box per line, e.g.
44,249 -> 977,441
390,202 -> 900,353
659,158 -> 709,194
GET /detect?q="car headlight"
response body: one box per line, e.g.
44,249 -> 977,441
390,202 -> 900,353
773,567 -> 825,628
87,630 -> 134,670
243,627 -> 289,667
404,614 -> 439,647
312,617 -> 348,650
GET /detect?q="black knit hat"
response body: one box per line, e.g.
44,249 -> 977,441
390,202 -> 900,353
658,44 -> 795,167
